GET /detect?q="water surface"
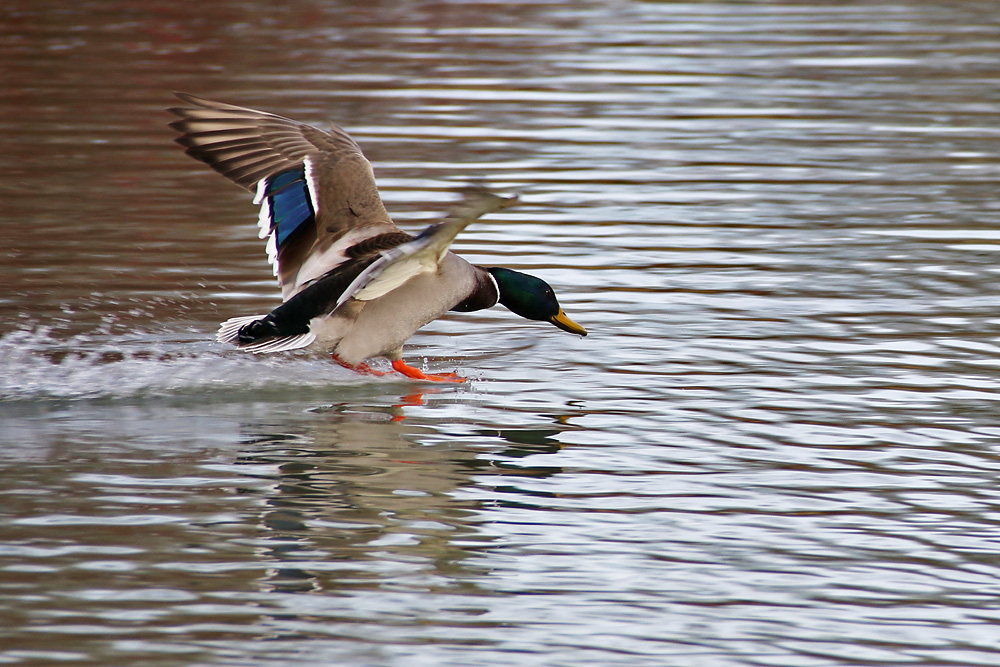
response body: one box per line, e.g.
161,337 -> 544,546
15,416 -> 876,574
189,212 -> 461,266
4,1 -> 1000,665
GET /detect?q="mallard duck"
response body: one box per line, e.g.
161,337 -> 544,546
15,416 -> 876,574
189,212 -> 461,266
167,93 -> 586,381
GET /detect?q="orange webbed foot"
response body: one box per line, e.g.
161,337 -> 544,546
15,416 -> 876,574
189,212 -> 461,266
391,359 -> 465,383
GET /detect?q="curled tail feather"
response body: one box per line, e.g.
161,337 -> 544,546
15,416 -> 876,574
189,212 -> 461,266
216,314 -> 316,354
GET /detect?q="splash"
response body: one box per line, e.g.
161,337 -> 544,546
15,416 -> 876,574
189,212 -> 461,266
0,325 -> 375,402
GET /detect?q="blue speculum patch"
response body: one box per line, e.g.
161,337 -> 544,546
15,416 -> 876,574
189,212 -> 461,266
263,167 -> 314,246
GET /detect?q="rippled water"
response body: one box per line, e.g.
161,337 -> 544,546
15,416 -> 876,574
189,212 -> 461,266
4,1 -> 1000,665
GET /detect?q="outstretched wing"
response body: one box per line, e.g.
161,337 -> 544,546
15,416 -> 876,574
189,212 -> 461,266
167,93 -> 398,296
337,190 -> 518,308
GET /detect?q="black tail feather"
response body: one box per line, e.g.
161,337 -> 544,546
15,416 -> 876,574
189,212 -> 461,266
237,315 -> 309,344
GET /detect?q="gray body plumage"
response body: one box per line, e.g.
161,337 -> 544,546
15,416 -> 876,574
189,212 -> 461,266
313,252 -> 488,363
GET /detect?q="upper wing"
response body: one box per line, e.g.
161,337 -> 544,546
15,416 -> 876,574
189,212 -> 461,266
167,93 -> 397,294
336,190 -> 519,309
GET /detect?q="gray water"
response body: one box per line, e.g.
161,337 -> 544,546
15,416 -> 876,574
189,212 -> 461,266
4,1 -> 1000,665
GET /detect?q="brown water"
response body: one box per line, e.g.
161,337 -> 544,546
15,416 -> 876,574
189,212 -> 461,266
4,1 -> 1000,665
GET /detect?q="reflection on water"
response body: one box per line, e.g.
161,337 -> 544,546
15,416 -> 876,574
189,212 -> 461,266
4,0 -> 1000,665
0,392 -> 577,664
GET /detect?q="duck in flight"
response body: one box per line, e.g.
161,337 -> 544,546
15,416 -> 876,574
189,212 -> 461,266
167,93 -> 586,382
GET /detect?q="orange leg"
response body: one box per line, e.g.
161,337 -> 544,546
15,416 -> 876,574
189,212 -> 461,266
391,359 -> 465,383
331,354 -> 388,376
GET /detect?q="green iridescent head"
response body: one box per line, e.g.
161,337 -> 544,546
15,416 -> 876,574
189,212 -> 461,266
487,267 -> 587,336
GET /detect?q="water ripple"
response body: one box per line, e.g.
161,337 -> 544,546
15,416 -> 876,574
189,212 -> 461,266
4,1 -> 1000,665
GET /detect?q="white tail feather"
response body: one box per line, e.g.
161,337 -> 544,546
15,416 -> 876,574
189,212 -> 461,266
240,332 -> 316,354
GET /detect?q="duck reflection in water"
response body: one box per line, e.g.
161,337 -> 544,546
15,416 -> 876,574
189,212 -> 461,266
233,395 -> 574,596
